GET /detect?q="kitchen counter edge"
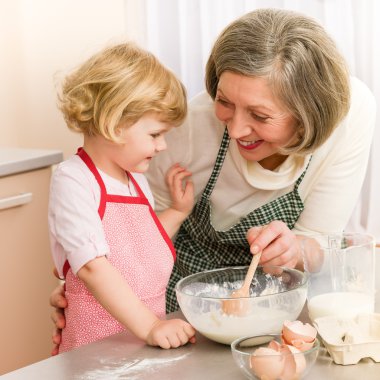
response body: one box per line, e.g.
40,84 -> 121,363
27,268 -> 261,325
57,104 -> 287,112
0,147 -> 63,177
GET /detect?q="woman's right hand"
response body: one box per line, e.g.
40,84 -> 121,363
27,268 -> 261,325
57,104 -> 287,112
247,220 -> 303,269
49,269 -> 67,356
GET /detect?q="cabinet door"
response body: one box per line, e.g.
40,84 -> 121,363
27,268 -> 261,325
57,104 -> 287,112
0,167 -> 58,375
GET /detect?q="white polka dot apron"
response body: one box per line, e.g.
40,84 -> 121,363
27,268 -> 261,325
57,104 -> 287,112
59,148 -> 175,353
166,128 -> 310,312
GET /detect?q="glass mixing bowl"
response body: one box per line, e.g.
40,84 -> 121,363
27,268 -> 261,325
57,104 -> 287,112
231,334 -> 320,380
175,266 -> 308,344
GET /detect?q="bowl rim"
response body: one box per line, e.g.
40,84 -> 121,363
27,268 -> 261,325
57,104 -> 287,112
231,333 -> 320,356
175,265 -> 309,300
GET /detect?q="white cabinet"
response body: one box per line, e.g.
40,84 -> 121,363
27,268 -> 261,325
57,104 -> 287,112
0,148 -> 62,375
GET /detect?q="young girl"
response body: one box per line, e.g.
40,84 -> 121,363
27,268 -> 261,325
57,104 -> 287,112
49,43 -> 196,353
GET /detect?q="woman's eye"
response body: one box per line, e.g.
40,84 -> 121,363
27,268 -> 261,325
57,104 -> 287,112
151,133 -> 161,138
216,97 -> 229,106
251,113 -> 268,122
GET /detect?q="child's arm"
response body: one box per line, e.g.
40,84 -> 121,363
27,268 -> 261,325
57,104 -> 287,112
77,256 -> 196,348
158,163 -> 194,237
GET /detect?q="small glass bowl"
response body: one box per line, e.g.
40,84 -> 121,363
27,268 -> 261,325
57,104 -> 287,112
231,334 -> 320,380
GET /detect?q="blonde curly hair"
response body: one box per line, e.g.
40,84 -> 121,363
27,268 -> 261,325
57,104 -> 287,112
58,43 -> 187,142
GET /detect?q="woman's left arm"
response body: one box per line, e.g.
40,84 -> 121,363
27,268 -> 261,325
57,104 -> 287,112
294,77 -> 376,237
247,77 -> 376,269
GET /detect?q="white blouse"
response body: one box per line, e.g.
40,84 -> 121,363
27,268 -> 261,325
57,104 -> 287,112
146,76 -> 376,235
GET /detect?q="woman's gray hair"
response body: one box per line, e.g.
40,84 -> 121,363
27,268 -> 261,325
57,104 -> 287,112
205,8 -> 350,154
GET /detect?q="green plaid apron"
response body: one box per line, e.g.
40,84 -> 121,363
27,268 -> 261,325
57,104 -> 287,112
167,128 -> 310,312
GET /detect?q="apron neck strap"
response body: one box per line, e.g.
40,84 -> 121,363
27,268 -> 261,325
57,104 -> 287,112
202,127 -> 230,199
200,128 -> 312,199
77,147 -> 107,217
294,155 -> 312,190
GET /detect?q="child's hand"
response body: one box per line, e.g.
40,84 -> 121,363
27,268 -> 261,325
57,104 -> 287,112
165,163 -> 194,216
146,318 -> 196,349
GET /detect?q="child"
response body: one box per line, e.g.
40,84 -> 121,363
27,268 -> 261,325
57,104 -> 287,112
49,42 -> 196,353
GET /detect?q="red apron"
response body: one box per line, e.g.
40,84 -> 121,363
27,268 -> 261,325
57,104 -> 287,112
59,148 -> 175,353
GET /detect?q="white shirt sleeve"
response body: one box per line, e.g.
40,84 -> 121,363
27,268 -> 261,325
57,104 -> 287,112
294,76 -> 377,235
147,77 -> 376,236
146,92 -> 222,213
48,156 -> 155,278
48,158 -> 110,278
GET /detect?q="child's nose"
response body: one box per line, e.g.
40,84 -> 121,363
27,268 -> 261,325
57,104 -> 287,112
156,136 -> 167,152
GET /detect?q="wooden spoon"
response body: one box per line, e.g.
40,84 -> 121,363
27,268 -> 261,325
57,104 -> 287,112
222,252 -> 262,316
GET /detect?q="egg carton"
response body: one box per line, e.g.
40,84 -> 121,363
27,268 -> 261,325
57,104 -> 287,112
313,313 -> 380,365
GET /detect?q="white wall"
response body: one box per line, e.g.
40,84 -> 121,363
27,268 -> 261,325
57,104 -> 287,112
0,0 -> 145,158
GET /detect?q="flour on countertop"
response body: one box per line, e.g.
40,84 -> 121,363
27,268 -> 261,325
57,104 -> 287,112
76,352 -> 190,380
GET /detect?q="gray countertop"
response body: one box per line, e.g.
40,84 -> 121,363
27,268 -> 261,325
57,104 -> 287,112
2,310 -> 379,380
2,255 -> 379,379
0,147 -> 63,177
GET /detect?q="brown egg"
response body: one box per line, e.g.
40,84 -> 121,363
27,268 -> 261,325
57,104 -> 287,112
268,340 -> 282,351
283,337 -> 315,352
248,320 -> 315,379
280,344 -> 307,380
250,347 -> 284,380
282,320 -> 317,352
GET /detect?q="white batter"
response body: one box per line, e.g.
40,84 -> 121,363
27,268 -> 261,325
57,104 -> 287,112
178,277 -> 307,344
189,307 -> 292,344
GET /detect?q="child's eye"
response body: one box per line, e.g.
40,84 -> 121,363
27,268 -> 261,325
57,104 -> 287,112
151,133 -> 161,138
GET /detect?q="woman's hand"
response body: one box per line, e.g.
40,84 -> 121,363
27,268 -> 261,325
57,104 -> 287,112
49,269 -> 67,356
146,318 -> 196,349
165,163 -> 194,217
247,221 -> 302,269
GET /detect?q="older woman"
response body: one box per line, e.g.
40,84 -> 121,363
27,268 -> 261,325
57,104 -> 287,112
50,8 -> 375,347
146,8 -> 376,312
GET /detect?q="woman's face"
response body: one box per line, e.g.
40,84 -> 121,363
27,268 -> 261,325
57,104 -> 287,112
214,71 -> 298,170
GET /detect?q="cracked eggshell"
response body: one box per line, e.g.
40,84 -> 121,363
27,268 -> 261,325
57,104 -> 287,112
282,320 -> 317,351
250,347 -> 284,380
268,340 -> 282,351
280,344 -> 307,380
284,338 -> 315,352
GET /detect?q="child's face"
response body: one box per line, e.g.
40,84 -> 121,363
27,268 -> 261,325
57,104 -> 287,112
114,114 -> 172,173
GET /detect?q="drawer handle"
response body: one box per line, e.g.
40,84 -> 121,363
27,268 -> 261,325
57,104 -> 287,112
0,192 -> 33,210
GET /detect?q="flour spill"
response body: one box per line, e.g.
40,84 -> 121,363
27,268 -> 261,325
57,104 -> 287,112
76,353 -> 190,379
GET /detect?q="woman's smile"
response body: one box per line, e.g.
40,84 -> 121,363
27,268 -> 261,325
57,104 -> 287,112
237,139 -> 264,150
